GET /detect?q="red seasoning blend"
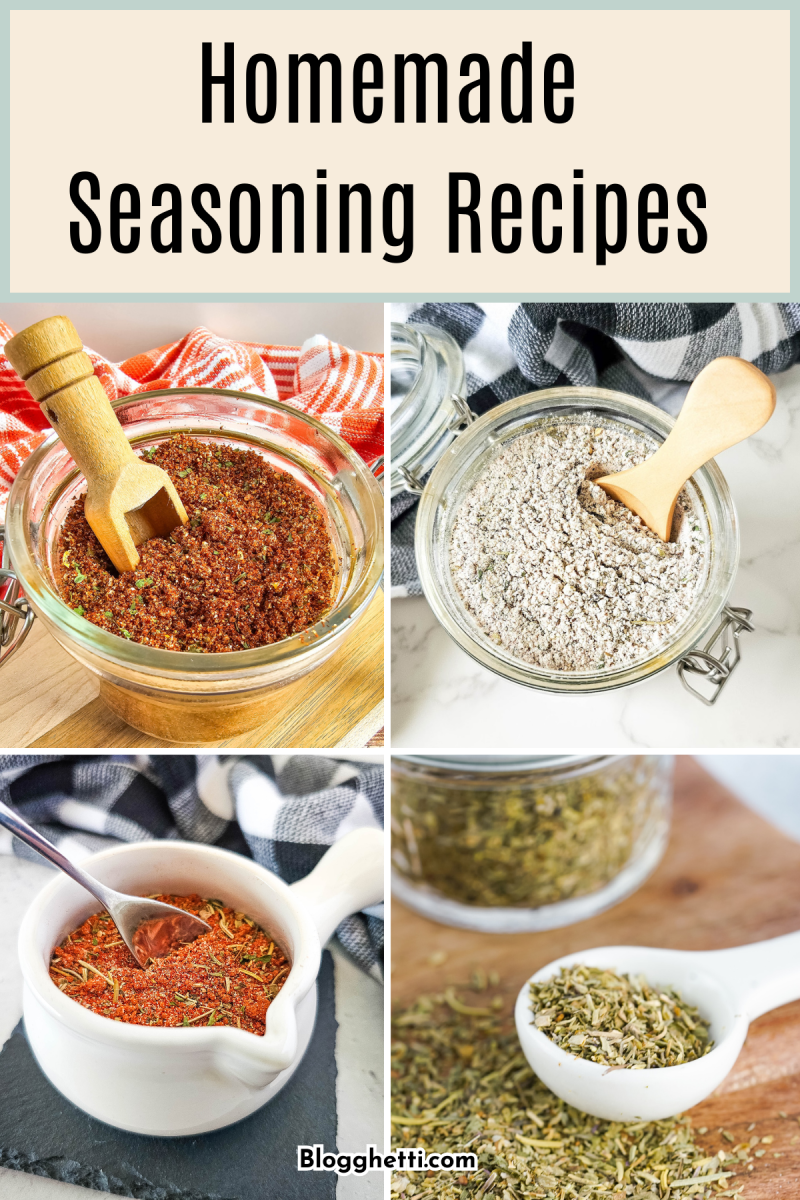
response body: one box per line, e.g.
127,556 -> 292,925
56,433 -> 336,652
48,895 -> 290,1034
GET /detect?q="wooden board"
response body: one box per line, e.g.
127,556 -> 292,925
3,590 -> 383,749
391,758 -> 800,1198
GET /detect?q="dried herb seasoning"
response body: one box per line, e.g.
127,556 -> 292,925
57,433 -> 336,652
49,894 -> 289,1035
391,757 -> 669,909
448,423 -> 706,673
391,988 -> 746,1199
529,965 -> 713,1069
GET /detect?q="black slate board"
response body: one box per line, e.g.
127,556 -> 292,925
0,950 -> 337,1200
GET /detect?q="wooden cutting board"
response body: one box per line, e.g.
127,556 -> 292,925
0,590 -> 383,749
391,757 -> 800,1198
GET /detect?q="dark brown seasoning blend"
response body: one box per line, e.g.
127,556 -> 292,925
56,433 -> 336,652
49,894 -> 290,1034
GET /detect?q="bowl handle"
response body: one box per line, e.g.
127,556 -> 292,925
290,827 -> 384,946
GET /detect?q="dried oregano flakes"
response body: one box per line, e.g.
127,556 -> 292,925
391,756 -> 667,910
391,988 -> 744,1199
529,965 -> 713,1069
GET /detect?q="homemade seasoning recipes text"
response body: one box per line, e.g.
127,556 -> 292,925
57,433 -> 336,652
49,895 -> 289,1034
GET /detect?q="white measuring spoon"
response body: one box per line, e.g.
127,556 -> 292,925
514,935 -> 800,1121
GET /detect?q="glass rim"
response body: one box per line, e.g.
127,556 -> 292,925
390,321 -> 427,431
390,321 -> 466,495
391,753 -> 618,772
6,385 -> 384,676
414,385 -> 739,694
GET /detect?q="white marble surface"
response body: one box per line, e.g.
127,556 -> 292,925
392,365 -> 800,749
0,857 -> 383,1200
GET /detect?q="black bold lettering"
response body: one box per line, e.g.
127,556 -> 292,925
201,42 -> 234,123
448,172 -> 481,252
382,183 -> 414,263
289,54 -> 342,123
459,54 -> 490,122
544,53 -> 574,123
501,42 -> 532,123
151,183 -> 182,253
272,183 -> 304,251
110,184 -> 140,254
595,183 -> 627,265
394,54 -> 447,122
638,184 -> 668,253
316,174 -> 327,252
353,54 -> 383,123
339,183 -> 372,252
230,184 -> 260,253
69,171 -> 101,254
532,183 -> 562,253
245,54 -> 277,123
573,170 -> 584,253
677,184 -> 707,253
191,184 -> 222,253
491,184 -> 521,253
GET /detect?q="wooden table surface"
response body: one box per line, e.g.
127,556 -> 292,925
391,757 -> 800,1198
1,590 -> 383,749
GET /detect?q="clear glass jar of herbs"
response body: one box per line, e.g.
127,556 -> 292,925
391,755 -> 673,932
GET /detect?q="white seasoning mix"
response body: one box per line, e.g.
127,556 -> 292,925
449,421 -> 707,672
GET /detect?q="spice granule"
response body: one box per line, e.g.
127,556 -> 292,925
57,433 -> 336,652
49,894 -> 289,1035
391,987 -> 744,1200
529,964 -> 713,1068
449,421 -> 707,672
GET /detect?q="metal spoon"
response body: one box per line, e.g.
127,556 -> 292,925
0,800 -> 210,967
514,935 -> 800,1121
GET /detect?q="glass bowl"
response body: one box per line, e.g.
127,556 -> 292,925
415,387 -> 738,694
5,387 -> 383,741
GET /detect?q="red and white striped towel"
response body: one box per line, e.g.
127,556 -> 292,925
0,324 -> 384,516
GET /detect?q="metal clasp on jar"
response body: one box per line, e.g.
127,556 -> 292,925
678,605 -> 754,706
0,526 -> 35,668
447,393 -> 476,434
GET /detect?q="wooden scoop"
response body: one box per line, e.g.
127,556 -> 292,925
596,356 -> 776,541
5,316 -> 187,572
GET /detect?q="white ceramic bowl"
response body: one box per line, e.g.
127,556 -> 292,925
18,829 -> 384,1135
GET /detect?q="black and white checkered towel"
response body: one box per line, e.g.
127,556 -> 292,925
0,755 -> 384,980
392,301 -> 800,596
